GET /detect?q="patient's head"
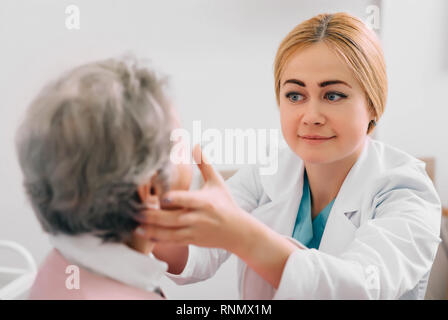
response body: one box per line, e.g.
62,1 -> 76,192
15,57 -> 192,244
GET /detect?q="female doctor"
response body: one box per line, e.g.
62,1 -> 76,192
135,12 -> 442,299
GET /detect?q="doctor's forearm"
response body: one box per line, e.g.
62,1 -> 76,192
231,214 -> 298,289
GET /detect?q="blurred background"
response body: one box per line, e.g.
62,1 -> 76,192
0,0 -> 447,299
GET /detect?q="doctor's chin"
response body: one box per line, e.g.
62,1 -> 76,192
2,0 -> 448,303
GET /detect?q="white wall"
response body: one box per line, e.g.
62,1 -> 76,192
2,0 -> 445,299
378,0 -> 448,208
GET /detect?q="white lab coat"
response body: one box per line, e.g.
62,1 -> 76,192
168,137 -> 442,299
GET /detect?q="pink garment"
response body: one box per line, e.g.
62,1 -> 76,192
28,249 -> 164,300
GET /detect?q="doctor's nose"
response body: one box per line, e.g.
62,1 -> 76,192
301,103 -> 326,126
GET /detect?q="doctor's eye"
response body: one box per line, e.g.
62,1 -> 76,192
324,91 -> 348,102
285,92 -> 305,103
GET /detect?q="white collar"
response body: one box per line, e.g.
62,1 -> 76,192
49,234 -> 168,292
259,136 -> 373,204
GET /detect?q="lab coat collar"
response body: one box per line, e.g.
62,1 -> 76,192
258,137 -> 373,253
260,137 -> 371,208
49,234 -> 168,292
318,137 -> 372,254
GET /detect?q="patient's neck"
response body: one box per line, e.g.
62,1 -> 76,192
127,234 -> 155,255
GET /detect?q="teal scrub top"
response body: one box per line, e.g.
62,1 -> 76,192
292,170 -> 335,249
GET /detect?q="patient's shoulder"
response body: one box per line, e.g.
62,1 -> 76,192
28,249 -> 164,300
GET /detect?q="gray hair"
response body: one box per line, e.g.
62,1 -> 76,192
15,57 -> 175,243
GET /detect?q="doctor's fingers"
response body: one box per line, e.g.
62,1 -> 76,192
162,190 -> 212,211
193,144 -> 225,185
135,224 -> 193,245
136,208 -> 191,228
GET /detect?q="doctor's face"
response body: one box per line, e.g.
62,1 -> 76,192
278,42 -> 372,164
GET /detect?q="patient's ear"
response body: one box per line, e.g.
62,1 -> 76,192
137,174 -> 161,203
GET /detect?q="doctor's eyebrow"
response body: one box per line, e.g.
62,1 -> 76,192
282,79 -> 352,89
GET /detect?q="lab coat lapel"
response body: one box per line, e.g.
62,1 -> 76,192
243,139 -> 373,299
241,149 -> 305,300
258,137 -> 373,255
257,147 -> 306,237
318,138 -> 372,255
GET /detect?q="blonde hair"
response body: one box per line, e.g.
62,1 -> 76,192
274,12 -> 387,134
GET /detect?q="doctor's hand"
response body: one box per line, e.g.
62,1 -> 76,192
134,145 -> 297,289
134,145 -> 257,252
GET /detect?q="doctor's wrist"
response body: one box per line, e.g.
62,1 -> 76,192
230,212 -> 273,258
230,213 -> 297,288
223,208 -> 259,256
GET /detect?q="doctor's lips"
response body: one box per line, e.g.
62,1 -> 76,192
299,135 -> 336,140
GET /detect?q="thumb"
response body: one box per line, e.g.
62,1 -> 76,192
193,144 -> 224,185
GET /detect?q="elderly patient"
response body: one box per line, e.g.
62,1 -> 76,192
15,57 -> 192,299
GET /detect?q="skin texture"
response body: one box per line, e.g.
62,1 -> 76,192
134,42 -> 375,289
